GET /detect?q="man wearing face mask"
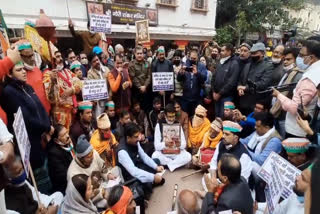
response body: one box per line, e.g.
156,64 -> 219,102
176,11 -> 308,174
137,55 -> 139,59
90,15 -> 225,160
172,50 -> 184,101
177,49 -> 207,116
209,121 -> 252,181
90,113 -> 118,167
152,103 -> 191,172
237,42 -> 273,115
79,52 -> 89,74
152,46 -> 174,104
271,45 -> 285,86
273,40 -> 320,138
270,47 -> 303,138
18,42 -> 51,114
212,43 -> 240,118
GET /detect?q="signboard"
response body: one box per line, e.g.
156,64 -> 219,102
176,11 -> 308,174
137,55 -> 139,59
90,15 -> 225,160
136,20 -> 150,43
86,2 -> 158,26
257,152 -> 301,199
82,79 -> 109,101
265,163 -> 284,214
152,72 -> 174,92
12,108 -> 31,177
87,1 -> 112,33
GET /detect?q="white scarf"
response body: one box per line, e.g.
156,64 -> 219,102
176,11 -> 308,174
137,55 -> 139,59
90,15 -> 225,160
247,127 -> 275,154
220,56 -> 231,65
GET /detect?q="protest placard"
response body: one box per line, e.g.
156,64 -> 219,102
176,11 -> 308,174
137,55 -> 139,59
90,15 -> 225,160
12,107 -> 31,177
257,152 -> 301,199
264,163 -> 284,214
136,19 -> 150,44
82,79 -> 109,101
152,72 -> 174,92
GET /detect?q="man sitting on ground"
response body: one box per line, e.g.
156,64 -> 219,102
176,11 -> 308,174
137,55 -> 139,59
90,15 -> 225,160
282,138 -> 315,170
105,185 -> 136,214
223,101 -> 236,121
209,121 -> 252,181
105,101 -> 118,131
90,113 -> 118,167
240,112 -> 282,174
202,153 -> 253,214
192,118 -> 223,169
114,110 -> 131,141
169,189 -> 200,214
116,122 -> 165,200
152,103 -> 191,172
188,105 -> 211,155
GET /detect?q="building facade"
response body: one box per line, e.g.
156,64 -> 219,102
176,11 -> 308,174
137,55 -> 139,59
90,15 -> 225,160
2,0 -> 217,45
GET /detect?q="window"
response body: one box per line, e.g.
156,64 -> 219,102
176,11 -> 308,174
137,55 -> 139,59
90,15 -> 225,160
113,0 -> 138,5
156,0 -> 178,8
191,0 -> 208,12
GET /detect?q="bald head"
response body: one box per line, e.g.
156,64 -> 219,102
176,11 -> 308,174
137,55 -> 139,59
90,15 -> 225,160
218,153 -> 241,184
115,44 -> 124,55
177,189 -> 199,214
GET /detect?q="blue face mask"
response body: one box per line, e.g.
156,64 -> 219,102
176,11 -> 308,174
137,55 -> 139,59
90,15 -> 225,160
297,195 -> 304,203
296,56 -> 309,70
10,171 -> 27,186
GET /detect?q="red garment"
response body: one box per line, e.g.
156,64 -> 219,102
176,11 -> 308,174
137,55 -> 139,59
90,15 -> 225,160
0,57 -> 14,123
26,67 -> 51,114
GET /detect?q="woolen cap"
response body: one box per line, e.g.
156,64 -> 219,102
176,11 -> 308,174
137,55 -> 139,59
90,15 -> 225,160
76,135 -> 93,158
250,42 -> 265,52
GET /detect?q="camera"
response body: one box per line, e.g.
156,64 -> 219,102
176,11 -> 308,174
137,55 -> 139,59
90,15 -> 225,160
185,66 -> 193,72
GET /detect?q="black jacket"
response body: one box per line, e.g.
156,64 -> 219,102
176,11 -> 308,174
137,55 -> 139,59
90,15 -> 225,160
271,62 -> 284,86
201,178 -> 253,214
1,79 -> 50,169
212,55 -> 240,97
47,142 -> 73,194
238,59 -> 273,112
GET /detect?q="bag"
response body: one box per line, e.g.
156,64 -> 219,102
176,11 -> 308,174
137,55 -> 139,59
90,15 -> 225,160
129,181 -> 145,200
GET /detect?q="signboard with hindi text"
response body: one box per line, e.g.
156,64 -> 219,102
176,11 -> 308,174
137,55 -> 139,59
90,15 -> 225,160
86,1 -> 112,33
152,72 -> 174,92
257,152 -> 301,199
82,79 -> 109,101
86,2 -> 158,26
13,107 -> 31,177
264,163 -> 284,214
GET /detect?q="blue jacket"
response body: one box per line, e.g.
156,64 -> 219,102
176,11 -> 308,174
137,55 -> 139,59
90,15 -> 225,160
1,79 -> 51,169
240,130 -> 282,165
177,60 -> 206,101
239,112 -> 256,128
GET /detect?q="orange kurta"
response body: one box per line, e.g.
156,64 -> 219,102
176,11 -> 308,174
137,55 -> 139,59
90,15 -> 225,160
90,129 -> 118,167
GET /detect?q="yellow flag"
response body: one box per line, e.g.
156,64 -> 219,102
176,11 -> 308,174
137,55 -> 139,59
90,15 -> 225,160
24,25 -> 51,61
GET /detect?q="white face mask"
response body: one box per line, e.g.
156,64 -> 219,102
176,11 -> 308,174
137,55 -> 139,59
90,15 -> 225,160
220,56 -> 230,64
81,59 -> 88,65
56,64 -> 64,71
283,63 -> 295,71
272,57 -> 282,64
23,62 -> 35,71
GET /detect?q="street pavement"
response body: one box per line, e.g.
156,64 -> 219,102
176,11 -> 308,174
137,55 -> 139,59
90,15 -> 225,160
146,168 -> 204,214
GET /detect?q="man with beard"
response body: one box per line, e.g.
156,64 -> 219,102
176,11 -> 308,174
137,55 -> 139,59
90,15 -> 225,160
212,43 -> 240,118
43,50 -> 83,129
192,118 -> 223,168
129,45 -> 152,112
188,105 -> 211,155
87,52 -> 112,118
209,121 -> 252,181
256,167 -> 311,214
90,113 -> 118,167
148,97 -> 164,136
114,110 -> 131,141
270,47 -> 303,138
238,42 -> 252,73
70,101 -> 96,144
152,103 -> 191,172
53,50 -> 65,70
237,42 -> 273,115
105,101 -> 118,131
271,45 -> 285,86
223,101 -> 235,121
18,42 -> 51,114
152,46 -> 174,104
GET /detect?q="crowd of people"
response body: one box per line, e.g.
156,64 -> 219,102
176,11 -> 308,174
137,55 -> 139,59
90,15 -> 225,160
0,21 -> 320,214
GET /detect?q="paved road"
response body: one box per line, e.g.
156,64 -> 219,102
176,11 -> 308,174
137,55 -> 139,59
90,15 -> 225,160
146,168 -> 204,214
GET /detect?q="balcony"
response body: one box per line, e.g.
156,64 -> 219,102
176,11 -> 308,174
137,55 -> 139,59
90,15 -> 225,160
156,0 -> 178,8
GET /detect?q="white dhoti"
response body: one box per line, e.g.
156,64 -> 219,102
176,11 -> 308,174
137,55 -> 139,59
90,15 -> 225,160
152,150 -> 191,172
